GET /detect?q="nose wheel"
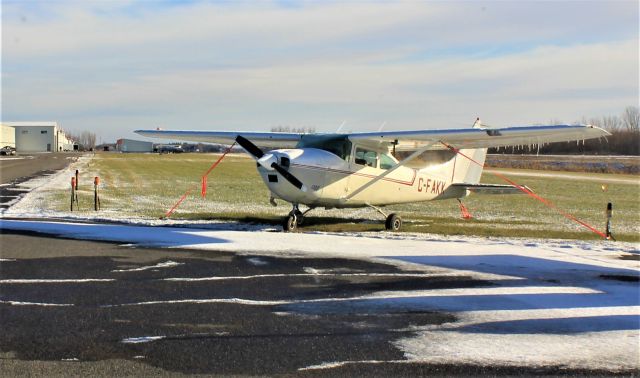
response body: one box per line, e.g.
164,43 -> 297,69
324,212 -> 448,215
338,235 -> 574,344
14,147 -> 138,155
283,213 -> 298,232
282,204 -> 313,232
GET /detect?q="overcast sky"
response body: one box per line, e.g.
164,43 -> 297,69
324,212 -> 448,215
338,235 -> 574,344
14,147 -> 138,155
2,0 -> 638,143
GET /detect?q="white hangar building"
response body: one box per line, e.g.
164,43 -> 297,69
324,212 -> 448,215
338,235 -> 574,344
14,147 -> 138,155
0,123 -> 16,148
3,122 -> 69,152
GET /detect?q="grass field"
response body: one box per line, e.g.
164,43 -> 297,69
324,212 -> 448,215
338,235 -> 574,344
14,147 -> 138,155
43,152 -> 640,241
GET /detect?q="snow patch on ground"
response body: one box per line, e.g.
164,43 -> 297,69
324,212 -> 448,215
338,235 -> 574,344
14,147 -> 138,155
0,279 -> 114,284
246,257 -> 269,266
1,300 -> 73,307
121,336 -> 166,344
106,298 -> 290,307
112,260 -> 183,272
163,272 -> 464,282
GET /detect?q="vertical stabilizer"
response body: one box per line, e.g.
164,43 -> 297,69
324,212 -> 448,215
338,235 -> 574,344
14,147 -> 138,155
452,118 -> 488,184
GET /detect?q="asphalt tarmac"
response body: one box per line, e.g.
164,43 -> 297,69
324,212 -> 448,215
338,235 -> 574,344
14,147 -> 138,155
0,231 -> 632,377
0,153 -> 81,184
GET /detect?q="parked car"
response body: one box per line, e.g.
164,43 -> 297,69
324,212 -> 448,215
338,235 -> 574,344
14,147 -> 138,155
0,146 -> 16,156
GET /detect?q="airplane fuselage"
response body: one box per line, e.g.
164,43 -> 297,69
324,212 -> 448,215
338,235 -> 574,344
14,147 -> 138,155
257,148 -> 463,208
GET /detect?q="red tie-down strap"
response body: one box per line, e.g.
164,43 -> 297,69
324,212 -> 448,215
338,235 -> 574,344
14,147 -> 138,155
441,142 -> 607,239
164,142 -> 236,219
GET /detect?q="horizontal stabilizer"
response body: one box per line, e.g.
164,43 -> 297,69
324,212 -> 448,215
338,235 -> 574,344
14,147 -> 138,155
450,183 -> 530,195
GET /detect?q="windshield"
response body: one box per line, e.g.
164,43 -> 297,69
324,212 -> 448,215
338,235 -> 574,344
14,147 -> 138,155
296,135 -> 352,161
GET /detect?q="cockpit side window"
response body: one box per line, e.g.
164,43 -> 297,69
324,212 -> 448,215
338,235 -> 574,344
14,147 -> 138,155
354,147 -> 378,168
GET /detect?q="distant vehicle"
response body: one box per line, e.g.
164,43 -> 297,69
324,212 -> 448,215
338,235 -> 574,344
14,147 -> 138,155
137,120 -> 609,232
0,146 -> 16,156
156,145 -> 184,154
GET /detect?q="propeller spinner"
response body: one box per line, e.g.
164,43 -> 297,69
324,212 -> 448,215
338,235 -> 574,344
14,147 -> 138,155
235,135 -> 307,192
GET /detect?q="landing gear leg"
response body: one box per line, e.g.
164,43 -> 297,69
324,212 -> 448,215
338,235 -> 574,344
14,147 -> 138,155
366,203 -> 402,232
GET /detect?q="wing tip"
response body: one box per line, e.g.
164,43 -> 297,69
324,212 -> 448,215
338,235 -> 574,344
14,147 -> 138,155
586,124 -> 612,137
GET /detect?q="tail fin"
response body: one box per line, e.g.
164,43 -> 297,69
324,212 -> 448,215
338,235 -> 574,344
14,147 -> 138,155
452,118 -> 488,184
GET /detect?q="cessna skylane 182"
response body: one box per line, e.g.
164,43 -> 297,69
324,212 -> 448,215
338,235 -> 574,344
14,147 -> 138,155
136,120 -> 608,232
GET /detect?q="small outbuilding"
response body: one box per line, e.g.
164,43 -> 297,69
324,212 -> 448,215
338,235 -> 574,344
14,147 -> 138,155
116,138 -> 153,152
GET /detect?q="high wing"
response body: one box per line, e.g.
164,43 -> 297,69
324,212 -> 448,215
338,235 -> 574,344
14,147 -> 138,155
348,124 -> 610,151
134,130 -> 303,148
135,124 -> 609,150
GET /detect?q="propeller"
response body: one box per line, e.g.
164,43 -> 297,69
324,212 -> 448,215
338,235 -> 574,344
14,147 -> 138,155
235,135 -> 307,192
236,135 -> 264,159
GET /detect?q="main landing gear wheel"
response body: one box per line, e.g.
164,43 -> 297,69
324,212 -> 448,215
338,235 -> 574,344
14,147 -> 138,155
385,213 -> 402,231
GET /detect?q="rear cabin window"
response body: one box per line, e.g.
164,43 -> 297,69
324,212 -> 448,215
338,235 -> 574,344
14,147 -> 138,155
354,147 -> 378,168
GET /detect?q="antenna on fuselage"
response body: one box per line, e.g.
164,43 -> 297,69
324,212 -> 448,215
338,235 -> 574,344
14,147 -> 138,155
378,121 -> 387,132
335,121 -> 346,133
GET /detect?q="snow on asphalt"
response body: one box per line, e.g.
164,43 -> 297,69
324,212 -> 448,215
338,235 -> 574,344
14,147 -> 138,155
1,218 -> 638,370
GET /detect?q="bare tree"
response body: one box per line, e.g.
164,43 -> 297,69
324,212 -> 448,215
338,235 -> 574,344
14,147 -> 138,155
622,106 -> 639,132
69,131 -> 97,149
601,115 -> 621,131
86,131 -> 96,149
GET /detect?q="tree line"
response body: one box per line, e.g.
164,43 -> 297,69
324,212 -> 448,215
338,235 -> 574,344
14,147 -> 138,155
489,106 -> 639,155
270,126 -> 317,133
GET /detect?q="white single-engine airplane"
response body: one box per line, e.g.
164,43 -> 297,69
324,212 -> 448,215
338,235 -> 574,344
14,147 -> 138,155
136,120 -> 608,232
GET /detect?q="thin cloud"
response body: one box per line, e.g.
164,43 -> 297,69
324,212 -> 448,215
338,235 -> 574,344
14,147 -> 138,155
1,1 -> 638,140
